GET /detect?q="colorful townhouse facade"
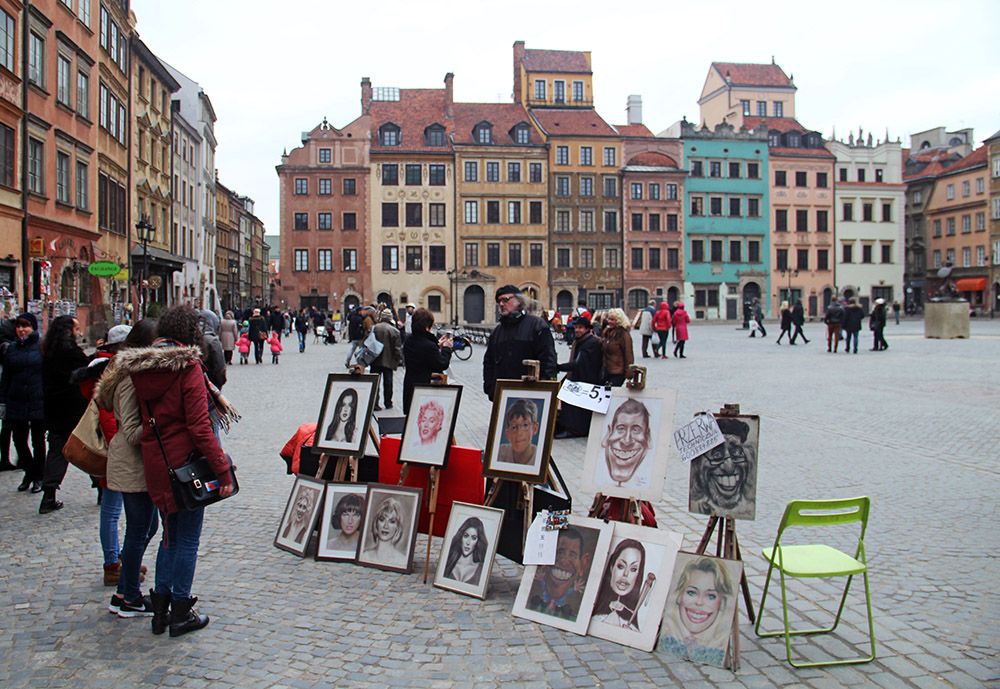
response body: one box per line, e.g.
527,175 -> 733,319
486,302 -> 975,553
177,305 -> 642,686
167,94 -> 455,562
0,0 -> 23,309
986,130 -> 1000,316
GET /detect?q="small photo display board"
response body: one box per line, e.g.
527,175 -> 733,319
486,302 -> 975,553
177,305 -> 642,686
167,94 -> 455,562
312,373 -> 380,458
315,483 -> 368,562
398,385 -> 463,468
274,476 -> 326,557
483,380 -> 560,484
688,414 -> 760,521
356,483 -> 423,574
433,501 -> 505,600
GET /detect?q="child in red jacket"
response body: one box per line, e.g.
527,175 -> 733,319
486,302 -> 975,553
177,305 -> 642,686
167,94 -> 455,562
267,332 -> 283,364
236,333 -> 251,365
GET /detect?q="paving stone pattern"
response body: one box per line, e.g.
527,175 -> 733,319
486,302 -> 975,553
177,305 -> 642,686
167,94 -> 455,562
1,319 -> 998,688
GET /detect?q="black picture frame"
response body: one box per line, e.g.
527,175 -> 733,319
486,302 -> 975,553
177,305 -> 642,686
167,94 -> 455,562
274,476 -> 326,557
311,373 -> 380,458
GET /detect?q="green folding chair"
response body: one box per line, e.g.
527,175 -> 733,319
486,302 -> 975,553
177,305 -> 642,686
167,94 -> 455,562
754,496 -> 876,668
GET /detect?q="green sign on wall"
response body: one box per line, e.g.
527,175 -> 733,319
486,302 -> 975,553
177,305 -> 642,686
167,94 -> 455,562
88,261 -> 122,278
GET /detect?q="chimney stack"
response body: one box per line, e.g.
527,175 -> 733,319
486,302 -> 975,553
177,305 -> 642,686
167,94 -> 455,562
444,72 -> 454,117
513,41 -> 525,105
361,77 -> 372,115
627,95 -> 642,125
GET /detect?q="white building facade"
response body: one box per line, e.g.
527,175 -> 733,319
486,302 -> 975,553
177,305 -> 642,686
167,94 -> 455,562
170,109 -> 201,306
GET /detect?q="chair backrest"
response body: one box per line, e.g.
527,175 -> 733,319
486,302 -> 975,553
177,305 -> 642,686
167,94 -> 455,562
776,496 -> 870,542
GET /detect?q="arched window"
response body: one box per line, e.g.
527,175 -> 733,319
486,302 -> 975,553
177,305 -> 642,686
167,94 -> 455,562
425,124 -> 445,147
473,121 -> 493,145
627,288 -> 649,310
379,123 -> 400,146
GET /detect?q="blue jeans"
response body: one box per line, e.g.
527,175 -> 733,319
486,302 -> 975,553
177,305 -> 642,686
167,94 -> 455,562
297,331 -> 306,352
844,331 -> 859,353
117,492 -> 158,601
155,507 -> 205,601
100,488 -> 123,566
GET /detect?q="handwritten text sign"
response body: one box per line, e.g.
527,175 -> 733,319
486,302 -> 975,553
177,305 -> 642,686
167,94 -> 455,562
557,380 -> 612,414
673,414 -> 725,463
523,511 -> 558,565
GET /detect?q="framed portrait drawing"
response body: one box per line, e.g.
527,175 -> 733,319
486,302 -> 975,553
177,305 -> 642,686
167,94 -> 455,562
356,484 -> 423,574
512,515 -> 614,635
312,373 -> 379,458
315,483 -> 368,562
432,501 -> 505,599
688,414 -> 759,520
482,380 -> 560,484
586,522 -> 684,651
658,552 -> 743,668
274,476 -> 326,557
397,385 -> 463,468
581,388 -> 678,501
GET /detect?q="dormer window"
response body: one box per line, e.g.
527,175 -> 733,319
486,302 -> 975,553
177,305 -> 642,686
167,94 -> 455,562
768,132 -> 781,148
787,133 -> 801,148
805,134 -> 819,148
511,123 -> 531,145
473,121 -> 493,145
425,124 -> 446,147
379,123 -> 400,146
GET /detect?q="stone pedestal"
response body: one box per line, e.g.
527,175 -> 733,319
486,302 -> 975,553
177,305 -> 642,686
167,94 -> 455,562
924,301 -> 970,339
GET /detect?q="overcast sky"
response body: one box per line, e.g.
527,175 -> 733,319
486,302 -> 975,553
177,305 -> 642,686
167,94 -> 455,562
132,0 -> 999,238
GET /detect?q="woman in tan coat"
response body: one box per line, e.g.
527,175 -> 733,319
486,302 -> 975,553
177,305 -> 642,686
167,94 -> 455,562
601,308 -> 634,387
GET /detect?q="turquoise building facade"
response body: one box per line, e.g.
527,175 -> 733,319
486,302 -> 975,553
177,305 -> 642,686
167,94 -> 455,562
681,122 -> 770,320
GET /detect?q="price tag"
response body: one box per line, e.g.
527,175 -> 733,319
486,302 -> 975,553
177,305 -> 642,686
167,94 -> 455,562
557,380 -> 612,414
523,511 -> 558,565
673,413 -> 725,463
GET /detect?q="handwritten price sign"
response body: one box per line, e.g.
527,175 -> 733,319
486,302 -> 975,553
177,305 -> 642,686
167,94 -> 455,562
673,414 -> 725,463
557,381 -> 612,414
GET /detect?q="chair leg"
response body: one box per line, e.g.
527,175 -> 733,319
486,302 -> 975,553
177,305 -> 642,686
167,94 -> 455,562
754,560 -> 778,638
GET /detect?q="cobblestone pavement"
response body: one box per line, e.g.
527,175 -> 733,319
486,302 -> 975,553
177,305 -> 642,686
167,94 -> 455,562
1,318 -> 998,688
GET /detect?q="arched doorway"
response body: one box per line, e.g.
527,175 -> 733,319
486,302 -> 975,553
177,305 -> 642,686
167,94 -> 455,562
667,286 -> 679,306
742,282 -> 760,302
376,291 -> 392,308
627,288 -> 648,310
556,290 -> 574,315
842,287 -> 855,300
822,288 -> 833,309
344,294 -> 360,312
463,285 -> 485,323
522,286 -> 538,302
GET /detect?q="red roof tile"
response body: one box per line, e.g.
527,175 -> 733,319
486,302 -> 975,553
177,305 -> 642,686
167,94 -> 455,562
452,103 -> 540,146
369,88 -> 452,153
742,116 -> 812,133
523,49 -> 590,73
530,108 -> 617,137
614,124 -> 653,138
769,146 -> 835,160
945,145 -> 988,173
712,62 -> 794,88
626,151 -> 678,167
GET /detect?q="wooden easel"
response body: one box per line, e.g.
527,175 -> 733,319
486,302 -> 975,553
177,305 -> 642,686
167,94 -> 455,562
693,403 -> 756,672
587,365 -> 650,526
483,360 -> 540,548
397,372 -> 450,583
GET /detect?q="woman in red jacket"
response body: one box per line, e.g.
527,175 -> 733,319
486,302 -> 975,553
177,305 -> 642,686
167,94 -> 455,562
672,303 -> 691,358
131,306 -> 234,637
651,302 -> 672,359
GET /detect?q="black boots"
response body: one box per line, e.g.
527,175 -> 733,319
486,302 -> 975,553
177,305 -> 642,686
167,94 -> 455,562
150,590 -> 171,635
169,596 -> 209,637
39,488 -> 63,514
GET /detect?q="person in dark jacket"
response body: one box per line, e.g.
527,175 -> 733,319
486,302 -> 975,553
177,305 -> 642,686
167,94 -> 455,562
0,313 -> 46,491
748,299 -> 767,337
370,309 -> 403,410
789,300 -> 809,344
482,285 -> 556,400
775,301 -> 793,344
344,307 -> 366,367
870,298 -> 889,351
823,299 -> 845,353
402,308 -> 453,414
247,308 -> 268,364
294,309 -> 310,352
554,317 -> 603,438
842,298 -> 864,354
0,314 -> 14,472
131,305 -> 234,637
199,310 -> 227,390
268,307 -> 285,341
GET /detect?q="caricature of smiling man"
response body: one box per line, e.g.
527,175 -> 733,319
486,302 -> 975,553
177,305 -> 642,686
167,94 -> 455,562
527,528 -> 590,620
601,399 -> 652,485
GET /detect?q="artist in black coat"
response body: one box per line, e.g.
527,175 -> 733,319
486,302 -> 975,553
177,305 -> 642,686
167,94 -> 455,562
401,308 -> 453,414
554,317 -> 604,438
482,285 -> 556,400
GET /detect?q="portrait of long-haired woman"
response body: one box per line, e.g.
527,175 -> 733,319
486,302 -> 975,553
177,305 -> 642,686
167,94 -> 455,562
659,554 -> 737,666
443,517 -> 488,584
325,388 -> 358,443
591,539 -> 647,631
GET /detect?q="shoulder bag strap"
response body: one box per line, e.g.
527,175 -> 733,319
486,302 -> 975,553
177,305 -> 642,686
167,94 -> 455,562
145,399 -> 176,479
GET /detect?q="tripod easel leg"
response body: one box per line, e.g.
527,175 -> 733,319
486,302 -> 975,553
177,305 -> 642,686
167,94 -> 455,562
424,468 -> 440,584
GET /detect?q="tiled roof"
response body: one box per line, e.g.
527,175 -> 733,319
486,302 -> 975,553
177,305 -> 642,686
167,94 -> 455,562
626,151 -> 678,167
985,129 -> 1000,143
742,116 -> 813,133
614,124 -> 653,138
941,145 -> 987,175
712,62 -> 793,88
530,108 -> 617,137
451,103 -> 539,146
523,49 -> 590,73
769,146 -> 835,160
369,88 -> 452,153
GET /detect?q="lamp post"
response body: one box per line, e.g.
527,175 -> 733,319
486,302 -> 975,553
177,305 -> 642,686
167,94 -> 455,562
779,267 -> 799,306
135,215 -> 155,317
228,259 -> 238,311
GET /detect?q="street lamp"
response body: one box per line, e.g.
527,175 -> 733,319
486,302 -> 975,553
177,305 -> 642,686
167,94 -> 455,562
779,267 -> 799,305
135,215 -> 155,317
228,259 -> 238,311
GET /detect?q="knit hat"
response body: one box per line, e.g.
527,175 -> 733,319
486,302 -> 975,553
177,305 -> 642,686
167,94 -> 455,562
106,325 -> 132,345
574,316 -> 592,329
494,284 -> 521,302
15,312 -> 37,331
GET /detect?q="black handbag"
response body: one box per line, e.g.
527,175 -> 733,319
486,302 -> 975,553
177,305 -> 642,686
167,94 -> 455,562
146,400 -> 239,511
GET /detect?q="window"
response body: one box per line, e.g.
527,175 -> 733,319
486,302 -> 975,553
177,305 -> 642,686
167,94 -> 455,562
649,213 -> 661,231
603,176 -> 617,197
631,183 -> 643,200
486,242 -> 500,266
947,218 -> 956,236
486,201 -> 500,224
840,168 -> 848,182
647,248 -> 660,270
57,56 -> 72,106
603,147 -> 616,167
747,163 -> 759,179
294,178 -> 308,195
977,212 -> 985,231
464,161 -> 478,182
748,240 -> 760,263
961,180 -> 970,197
994,198 -> 1000,220
382,203 -> 399,227
880,243 -> 893,264
862,203 -> 873,222
775,170 -> 787,187
579,209 -> 594,232
976,177 -> 985,194
747,198 -> 760,217
343,178 -> 357,195
776,248 -> 788,271
961,247 -> 971,267
294,249 -> 308,272
534,79 -> 545,100
507,162 -> 521,182
946,184 -> 954,200
342,249 -> 357,272
508,243 -> 522,267
741,99 -> 750,116
710,197 -> 722,216
667,214 -> 678,231
529,162 -> 542,183
318,213 -> 332,230
405,202 -> 422,227
605,248 -> 620,268
842,243 -> 853,263
486,162 -> 499,182
729,198 -> 741,217
690,197 -> 704,216
709,161 -> 721,178
425,125 -> 446,147
556,146 -> 569,165
56,152 -> 71,204
507,201 -> 521,224
405,164 -> 422,185
428,164 -> 445,186
572,80 -> 584,102
27,138 -> 43,194
382,246 -> 399,271
775,209 -> 788,231
690,239 -> 704,262
842,202 -> 853,221
729,240 -> 742,263
796,209 -> 808,232
857,169 -> 866,183
28,32 -> 44,86
75,160 -> 88,210
649,183 -> 661,200
556,176 -> 569,196
710,240 -> 723,263
667,248 -> 679,270
556,247 -> 571,268
318,148 -> 331,163
961,214 -> 971,233
463,200 -> 479,224
580,146 -> 593,166
379,124 -> 400,146
933,219 -> 942,237
513,124 -> 530,145
580,177 -> 593,197
817,209 -> 829,232
792,170 -> 806,188
293,212 -> 308,230
530,243 -> 543,266
0,12 -> 13,72
78,0 -> 91,26
343,212 -> 357,230
317,249 -> 332,272
773,101 -> 783,117
554,80 -> 565,103
76,71 -> 89,118
427,295 -> 442,313
429,246 -> 446,271
757,101 -> 766,116
556,210 -> 570,232
405,246 -> 423,271
631,213 -> 643,231
603,210 -> 618,232
318,179 -> 332,195
977,246 -> 986,266
464,242 -> 478,267
946,248 -> 955,265
933,250 -> 941,268
817,249 -> 829,271
382,164 -> 398,185
691,161 -> 703,177
580,248 -> 594,268
429,203 -> 445,227
526,200 -> 541,225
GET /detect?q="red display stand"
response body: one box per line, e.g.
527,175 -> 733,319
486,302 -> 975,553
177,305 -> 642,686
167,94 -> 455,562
378,436 -> 484,538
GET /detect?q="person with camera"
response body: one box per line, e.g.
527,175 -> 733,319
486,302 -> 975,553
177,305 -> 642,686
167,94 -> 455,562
402,308 -> 453,414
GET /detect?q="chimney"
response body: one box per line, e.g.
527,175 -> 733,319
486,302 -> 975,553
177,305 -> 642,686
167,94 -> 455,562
361,77 -> 372,115
444,72 -> 454,117
627,95 -> 642,125
513,40 -> 525,105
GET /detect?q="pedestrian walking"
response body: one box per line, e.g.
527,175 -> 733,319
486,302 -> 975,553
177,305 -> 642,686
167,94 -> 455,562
672,303 -> 691,358
776,301 -> 793,344
554,316 -> 602,438
482,285 -> 556,400
219,311 -> 238,365
892,300 -> 901,325
247,308 -> 267,364
0,312 -> 45,492
823,298 -> 845,353
748,298 -> 767,338
294,309 -> 309,352
267,331 -> 283,364
236,333 -> 251,364
637,300 -> 656,358
651,301 -> 671,358
344,306 -> 366,367
842,298 -> 864,354
870,298 -> 889,351
789,299 -> 810,344
370,309 -> 403,410
269,307 -> 284,341
601,308 -> 634,387
199,310 -> 227,389
402,308 -> 453,414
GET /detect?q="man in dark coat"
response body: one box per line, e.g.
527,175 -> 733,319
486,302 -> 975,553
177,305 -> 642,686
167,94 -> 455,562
401,308 -> 453,414
842,298 -> 864,354
482,285 -> 556,400
554,317 -> 603,438
789,300 -> 809,344
268,307 -> 285,341
247,308 -> 268,364
0,313 -> 45,486
823,298 -> 845,353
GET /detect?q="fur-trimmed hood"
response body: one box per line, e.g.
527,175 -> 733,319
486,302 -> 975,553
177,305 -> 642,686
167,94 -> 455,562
94,345 -> 202,410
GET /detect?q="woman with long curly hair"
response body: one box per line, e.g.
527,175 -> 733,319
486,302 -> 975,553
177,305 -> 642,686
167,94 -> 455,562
591,539 -> 647,630
443,517 -> 488,584
324,388 -> 358,444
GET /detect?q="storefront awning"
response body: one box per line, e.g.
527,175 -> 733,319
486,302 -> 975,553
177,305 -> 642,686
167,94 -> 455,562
130,245 -> 185,271
954,277 -> 987,292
